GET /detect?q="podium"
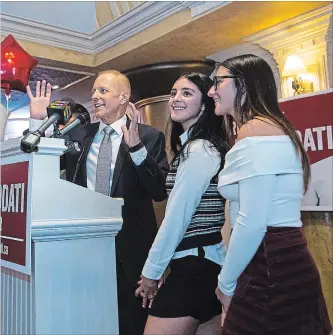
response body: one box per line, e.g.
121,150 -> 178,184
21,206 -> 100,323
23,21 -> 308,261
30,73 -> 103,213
1,137 -> 123,335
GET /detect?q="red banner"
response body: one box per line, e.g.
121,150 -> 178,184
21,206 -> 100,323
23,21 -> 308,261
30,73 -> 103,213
279,90 -> 333,211
1,161 -> 29,271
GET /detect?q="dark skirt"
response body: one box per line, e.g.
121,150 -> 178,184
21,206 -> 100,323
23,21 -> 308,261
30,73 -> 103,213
149,254 -> 222,323
222,227 -> 332,335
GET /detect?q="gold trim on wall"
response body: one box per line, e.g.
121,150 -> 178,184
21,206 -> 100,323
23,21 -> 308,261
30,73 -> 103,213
135,95 -> 170,109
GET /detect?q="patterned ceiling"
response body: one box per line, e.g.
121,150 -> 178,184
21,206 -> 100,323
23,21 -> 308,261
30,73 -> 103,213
1,66 -> 94,112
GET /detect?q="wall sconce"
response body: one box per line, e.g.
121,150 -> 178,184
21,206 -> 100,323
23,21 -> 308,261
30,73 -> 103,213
282,55 -> 314,95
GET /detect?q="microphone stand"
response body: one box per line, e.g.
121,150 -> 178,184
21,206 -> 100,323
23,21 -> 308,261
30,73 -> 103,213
50,123 -> 81,155
57,134 -> 84,183
50,121 -> 84,183
52,122 -> 62,138
72,146 -> 85,184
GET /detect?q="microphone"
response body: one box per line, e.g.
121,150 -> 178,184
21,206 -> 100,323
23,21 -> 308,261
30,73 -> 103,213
20,99 -> 75,153
59,109 -> 90,136
52,109 -> 90,155
47,99 -> 75,126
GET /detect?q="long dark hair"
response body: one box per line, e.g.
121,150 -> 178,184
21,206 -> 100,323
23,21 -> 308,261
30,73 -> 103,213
220,54 -> 310,191
169,72 -> 229,168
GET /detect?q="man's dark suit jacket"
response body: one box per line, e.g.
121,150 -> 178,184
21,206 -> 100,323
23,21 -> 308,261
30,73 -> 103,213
63,119 -> 169,285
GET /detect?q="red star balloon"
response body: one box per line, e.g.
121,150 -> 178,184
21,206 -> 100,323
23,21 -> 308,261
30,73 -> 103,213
1,34 -> 38,97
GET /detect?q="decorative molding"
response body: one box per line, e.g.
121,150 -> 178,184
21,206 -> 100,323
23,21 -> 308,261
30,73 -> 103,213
179,1 -> 203,9
181,1 -> 230,19
31,218 -> 122,241
91,1 -> 192,53
1,1 -> 208,55
0,137 -> 67,158
0,13 -> 93,54
242,4 -> 333,95
107,1 -> 143,21
244,3 -> 332,52
33,138 -> 68,156
0,137 -> 25,158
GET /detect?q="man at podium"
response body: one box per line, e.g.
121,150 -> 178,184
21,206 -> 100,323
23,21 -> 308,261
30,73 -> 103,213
27,71 -> 169,335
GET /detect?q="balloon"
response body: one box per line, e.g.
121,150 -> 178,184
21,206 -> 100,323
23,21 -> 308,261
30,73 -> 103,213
1,34 -> 38,97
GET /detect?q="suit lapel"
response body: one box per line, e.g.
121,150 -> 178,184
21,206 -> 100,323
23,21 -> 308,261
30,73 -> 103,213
110,139 -> 129,196
80,123 -> 99,187
110,116 -> 132,196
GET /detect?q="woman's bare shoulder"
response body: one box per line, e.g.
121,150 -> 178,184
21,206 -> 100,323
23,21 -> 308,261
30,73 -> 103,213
237,117 -> 285,140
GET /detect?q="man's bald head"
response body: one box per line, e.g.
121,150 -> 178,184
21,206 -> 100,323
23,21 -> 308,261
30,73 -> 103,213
97,70 -> 131,99
92,70 -> 132,124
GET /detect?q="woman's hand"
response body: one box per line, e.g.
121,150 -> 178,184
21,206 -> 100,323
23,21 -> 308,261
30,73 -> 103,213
26,80 -> 52,120
215,287 -> 233,314
135,275 -> 160,309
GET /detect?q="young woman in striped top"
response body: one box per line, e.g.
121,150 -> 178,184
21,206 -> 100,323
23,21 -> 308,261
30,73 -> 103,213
135,72 -> 229,335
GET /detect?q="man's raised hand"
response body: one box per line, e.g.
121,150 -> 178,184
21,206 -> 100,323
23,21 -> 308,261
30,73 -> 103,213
26,80 -> 52,120
121,102 -> 141,148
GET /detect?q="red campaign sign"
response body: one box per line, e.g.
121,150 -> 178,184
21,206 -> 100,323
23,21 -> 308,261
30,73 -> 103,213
0,161 -> 29,267
280,91 -> 333,164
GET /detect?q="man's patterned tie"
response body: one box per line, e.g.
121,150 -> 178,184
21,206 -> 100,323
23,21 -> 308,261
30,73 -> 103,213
95,126 -> 115,195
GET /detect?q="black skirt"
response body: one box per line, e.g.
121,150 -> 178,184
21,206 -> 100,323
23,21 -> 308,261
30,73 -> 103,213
222,227 -> 332,335
149,253 -> 222,323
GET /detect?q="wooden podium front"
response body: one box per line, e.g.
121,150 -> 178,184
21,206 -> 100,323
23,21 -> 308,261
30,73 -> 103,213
1,137 -> 123,335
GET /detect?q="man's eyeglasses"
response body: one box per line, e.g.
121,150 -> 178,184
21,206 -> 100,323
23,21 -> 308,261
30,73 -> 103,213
213,75 -> 238,90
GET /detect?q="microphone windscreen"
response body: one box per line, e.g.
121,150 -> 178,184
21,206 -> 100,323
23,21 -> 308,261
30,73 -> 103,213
76,110 -> 91,125
60,97 -> 76,110
47,98 -> 76,125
